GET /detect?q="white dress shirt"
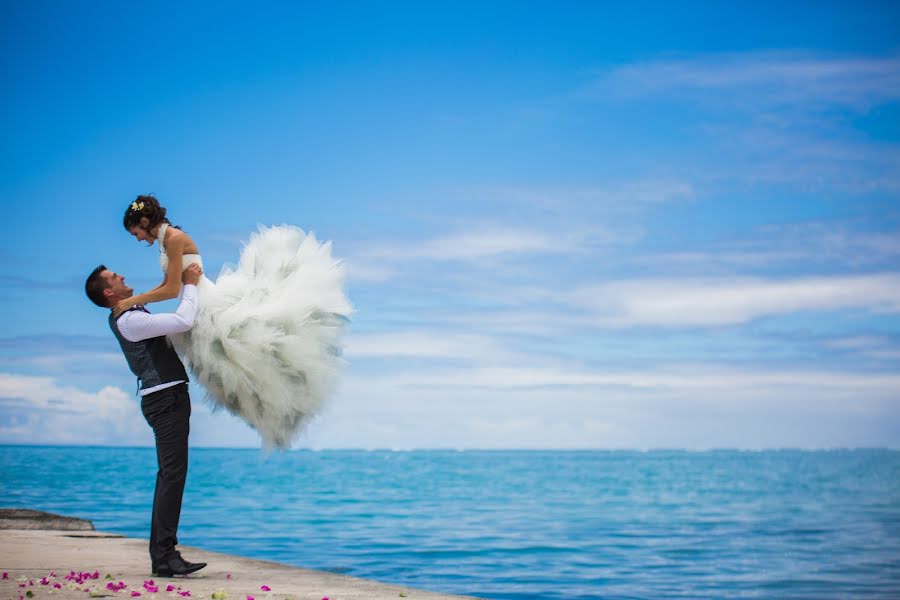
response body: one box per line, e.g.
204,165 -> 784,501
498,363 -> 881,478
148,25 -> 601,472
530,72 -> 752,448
117,284 -> 198,396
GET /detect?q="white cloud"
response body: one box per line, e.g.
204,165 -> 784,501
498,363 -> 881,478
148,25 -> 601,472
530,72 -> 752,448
302,363 -> 900,449
342,228 -> 574,285
344,177 -> 697,276
701,126 -> 900,191
0,372 -> 268,448
351,364 -> 900,392
357,227 -> 576,266
343,227 -> 588,285
750,224 -> 900,267
343,261 -> 396,283
390,271 -> 900,335
585,52 -> 900,192
601,52 -> 900,110
475,179 -> 696,209
440,308 -> 597,336
345,331 -> 525,362
825,335 -> 890,350
418,229 -> 565,260
822,334 -> 900,362
633,224 -> 900,271
17,352 -> 123,372
187,405 -> 265,448
0,373 -> 150,445
4,362 -> 898,450
568,273 -> 900,327
338,176 -> 702,289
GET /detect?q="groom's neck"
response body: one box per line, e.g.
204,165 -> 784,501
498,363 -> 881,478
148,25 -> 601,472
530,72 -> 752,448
107,292 -> 133,308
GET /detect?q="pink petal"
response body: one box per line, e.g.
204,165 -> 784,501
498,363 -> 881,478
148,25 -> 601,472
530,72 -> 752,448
247,596 -> 255,600
260,586 -> 271,592
132,592 -> 141,597
166,586 -> 175,592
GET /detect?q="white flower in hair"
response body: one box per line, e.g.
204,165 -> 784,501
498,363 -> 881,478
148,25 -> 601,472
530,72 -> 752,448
131,201 -> 145,211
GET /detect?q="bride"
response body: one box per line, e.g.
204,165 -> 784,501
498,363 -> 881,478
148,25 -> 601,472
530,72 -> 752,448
114,195 -> 352,448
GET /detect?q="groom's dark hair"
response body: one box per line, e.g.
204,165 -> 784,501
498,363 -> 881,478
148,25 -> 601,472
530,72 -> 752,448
85,264 -> 111,308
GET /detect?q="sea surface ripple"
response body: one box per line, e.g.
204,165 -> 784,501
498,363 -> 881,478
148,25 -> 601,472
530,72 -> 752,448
2,447 -> 898,599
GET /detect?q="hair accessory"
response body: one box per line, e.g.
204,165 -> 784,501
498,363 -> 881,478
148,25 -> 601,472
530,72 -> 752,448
131,201 -> 145,212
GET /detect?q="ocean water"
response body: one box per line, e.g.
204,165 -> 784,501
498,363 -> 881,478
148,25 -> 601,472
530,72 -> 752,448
1,447 -> 898,599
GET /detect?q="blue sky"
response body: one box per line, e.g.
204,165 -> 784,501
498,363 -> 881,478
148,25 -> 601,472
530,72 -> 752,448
2,1 -> 899,448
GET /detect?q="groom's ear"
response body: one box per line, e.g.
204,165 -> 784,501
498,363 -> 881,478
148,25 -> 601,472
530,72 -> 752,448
103,288 -> 115,304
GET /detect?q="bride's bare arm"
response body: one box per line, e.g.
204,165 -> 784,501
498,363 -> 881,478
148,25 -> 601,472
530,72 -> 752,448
142,274 -> 169,296
113,230 -> 194,315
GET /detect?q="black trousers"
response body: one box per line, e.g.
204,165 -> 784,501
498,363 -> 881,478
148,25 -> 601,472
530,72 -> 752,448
140,383 -> 191,565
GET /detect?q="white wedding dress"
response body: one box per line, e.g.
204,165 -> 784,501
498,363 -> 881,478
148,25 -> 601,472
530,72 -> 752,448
157,223 -> 352,448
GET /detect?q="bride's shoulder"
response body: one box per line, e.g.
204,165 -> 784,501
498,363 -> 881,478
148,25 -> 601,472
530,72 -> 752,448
164,226 -> 199,253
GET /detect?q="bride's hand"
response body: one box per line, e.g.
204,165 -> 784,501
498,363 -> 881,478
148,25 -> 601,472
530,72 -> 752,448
182,264 -> 203,285
113,297 -> 135,317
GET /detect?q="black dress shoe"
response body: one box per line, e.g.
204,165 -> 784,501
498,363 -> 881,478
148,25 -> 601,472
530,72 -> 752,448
153,555 -> 207,577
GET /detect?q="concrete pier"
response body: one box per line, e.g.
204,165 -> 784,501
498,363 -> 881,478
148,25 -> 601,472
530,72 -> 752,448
0,510 -> 480,600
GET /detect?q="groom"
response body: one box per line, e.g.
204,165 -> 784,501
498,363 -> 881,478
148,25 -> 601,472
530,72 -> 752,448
84,263 -> 207,577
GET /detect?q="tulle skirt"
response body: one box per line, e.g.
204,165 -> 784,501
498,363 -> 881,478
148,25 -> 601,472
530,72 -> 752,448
170,225 -> 352,448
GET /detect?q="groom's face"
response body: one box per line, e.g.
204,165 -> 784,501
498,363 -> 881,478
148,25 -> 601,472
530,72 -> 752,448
101,269 -> 134,305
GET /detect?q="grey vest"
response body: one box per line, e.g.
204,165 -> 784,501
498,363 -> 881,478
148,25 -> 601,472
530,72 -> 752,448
109,306 -> 188,393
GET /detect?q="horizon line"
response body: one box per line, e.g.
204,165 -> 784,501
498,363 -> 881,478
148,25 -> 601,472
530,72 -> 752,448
0,443 -> 897,453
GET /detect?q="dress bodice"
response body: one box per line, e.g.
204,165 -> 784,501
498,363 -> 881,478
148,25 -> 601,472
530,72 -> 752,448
158,223 -> 203,274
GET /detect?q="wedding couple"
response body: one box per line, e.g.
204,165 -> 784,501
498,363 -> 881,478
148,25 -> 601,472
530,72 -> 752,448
84,195 -> 352,576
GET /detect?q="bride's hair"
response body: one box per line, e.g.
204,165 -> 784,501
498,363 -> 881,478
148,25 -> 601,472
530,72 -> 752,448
123,194 -> 178,231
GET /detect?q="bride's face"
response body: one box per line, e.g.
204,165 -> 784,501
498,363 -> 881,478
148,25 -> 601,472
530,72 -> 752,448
128,225 -> 156,246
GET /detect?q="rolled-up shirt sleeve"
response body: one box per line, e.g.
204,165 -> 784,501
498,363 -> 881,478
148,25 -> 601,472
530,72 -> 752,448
118,284 -> 198,342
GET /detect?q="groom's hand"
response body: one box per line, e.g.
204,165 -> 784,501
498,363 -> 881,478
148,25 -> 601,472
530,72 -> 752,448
183,264 -> 203,286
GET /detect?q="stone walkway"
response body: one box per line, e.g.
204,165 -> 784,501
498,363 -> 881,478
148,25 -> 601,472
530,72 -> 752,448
0,511 -> 479,600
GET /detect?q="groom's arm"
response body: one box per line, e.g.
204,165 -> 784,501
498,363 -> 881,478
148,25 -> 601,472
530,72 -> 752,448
117,264 -> 203,342
117,284 -> 199,342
